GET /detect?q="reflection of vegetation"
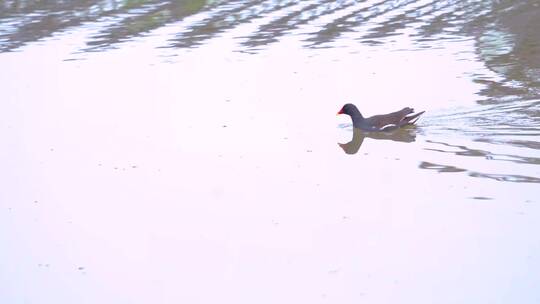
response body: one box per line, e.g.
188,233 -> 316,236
123,0 -> 153,10
0,0 -> 212,52
0,0 -> 539,104
242,0 -> 356,49
420,161 -> 540,183
87,0 -> 210,50
169,0 -> 299,49
473,1 -> 540,102
0,0 -> 535,57
425,139 -> 540,165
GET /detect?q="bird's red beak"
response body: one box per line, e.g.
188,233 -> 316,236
337,109 -> 343,115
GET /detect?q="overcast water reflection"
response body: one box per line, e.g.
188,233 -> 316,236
1,0 -> 539,303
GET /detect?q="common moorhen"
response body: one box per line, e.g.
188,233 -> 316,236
337,103 -> 425,131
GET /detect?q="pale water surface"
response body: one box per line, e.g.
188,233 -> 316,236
1,0 -> 539,303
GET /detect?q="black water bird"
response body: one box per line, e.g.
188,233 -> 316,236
337,103 -> 424,132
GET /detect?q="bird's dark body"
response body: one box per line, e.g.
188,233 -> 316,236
338,103 -> 424,131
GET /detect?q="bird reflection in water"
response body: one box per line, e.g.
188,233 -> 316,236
338,127 -> 417,154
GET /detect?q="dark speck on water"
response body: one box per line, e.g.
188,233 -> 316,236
328,269 -> 340,274
471,196 -> 493,200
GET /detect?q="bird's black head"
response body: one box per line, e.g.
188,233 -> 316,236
337,103 -> 362,118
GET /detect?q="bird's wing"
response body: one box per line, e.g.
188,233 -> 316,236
364,108 -> 424,130
366,108 -> 413,128
402,110 -> 425,124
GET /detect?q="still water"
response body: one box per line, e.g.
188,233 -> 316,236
1,0 -> 539,303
